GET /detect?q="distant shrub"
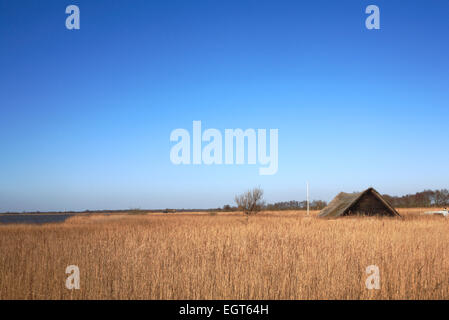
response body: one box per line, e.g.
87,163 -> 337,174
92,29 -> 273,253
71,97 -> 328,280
235,187 -> 265,218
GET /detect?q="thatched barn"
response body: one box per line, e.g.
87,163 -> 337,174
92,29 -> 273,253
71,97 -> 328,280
319,188 -> 400,218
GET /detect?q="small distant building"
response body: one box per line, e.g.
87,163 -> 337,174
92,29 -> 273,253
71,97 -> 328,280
424,209 -> 448,217
319,188 -> 400,218
163,209 -> 177,213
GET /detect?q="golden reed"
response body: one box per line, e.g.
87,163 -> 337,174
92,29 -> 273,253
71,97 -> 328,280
0,208 -> 448,299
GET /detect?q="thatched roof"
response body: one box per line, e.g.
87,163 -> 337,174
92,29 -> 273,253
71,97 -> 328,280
319,188 -> 400,218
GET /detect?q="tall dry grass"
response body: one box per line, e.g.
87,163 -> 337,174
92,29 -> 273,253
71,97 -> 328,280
1,210 -> 449,299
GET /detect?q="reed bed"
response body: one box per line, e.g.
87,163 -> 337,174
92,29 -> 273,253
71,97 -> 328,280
0,209 -> 448,299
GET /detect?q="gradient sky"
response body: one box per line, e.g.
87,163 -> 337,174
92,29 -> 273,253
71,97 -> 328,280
1,0 -> 448,212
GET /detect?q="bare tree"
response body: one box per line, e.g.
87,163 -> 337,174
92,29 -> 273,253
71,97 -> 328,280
235,187 -> 265,218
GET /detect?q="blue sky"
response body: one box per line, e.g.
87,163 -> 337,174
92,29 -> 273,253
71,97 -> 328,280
0,0 -> 448,212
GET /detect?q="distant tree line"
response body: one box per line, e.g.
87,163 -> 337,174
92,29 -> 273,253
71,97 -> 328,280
220,189 -> 449,212
265,200 -> 327,210
6,189 -> 446,215
221,199 -> 327,212
382,189 -> 449,208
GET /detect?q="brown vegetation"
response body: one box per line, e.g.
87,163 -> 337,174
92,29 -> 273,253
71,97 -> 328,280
0,209 -> 448,299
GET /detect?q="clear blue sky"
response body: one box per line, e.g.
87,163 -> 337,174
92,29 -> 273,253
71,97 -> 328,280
1,0 -> 448,212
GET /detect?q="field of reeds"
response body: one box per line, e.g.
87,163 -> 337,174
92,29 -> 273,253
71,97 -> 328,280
1,208 -> 448,299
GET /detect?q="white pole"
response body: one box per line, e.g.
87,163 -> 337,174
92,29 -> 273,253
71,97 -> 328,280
307,181 -> 309,216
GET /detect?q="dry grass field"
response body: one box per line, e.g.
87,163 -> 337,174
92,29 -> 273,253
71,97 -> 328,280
1,209 -> 448,299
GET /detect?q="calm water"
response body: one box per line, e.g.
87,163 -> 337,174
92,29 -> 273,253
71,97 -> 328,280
0,214 -> 76,224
